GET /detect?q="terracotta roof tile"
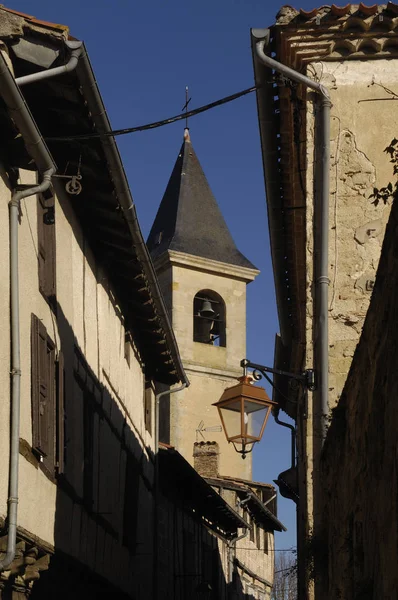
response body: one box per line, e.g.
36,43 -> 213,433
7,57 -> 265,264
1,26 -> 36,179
0,5 -> 69,33
331,4 -> 352,16
358,2 -> 378,15
300,7 -> 319,18
281,4 -> 395,23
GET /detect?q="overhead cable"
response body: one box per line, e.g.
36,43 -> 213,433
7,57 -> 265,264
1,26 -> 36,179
46,83 -> 264,142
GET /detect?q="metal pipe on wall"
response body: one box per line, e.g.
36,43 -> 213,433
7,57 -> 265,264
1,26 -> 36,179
252,30 -> 331,445
0,42 -> 84,569
274,412 -> 296,468
0,170 -> 55,571
15,40 -> 83,86
153,382 -> 188,600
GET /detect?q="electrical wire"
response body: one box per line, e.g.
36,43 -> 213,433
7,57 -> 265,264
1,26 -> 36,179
46,83 -> 265,142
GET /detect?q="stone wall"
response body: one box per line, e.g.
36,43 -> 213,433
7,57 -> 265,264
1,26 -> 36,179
319,192 -> 398,599
301,60 -> 398,598
305,59 -> 398,414
193,441 -> 220,478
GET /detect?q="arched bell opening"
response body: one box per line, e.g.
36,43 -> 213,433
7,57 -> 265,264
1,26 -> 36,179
193,290 -> 226,347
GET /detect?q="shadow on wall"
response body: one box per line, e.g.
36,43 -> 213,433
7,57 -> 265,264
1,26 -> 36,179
319,194 -> 398,598
29,301 -> 154,599
27,303 -> 260,599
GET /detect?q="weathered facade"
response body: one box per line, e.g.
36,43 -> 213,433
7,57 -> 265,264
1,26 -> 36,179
0,7 -> 188,598
319,185 -> 398,600
0,5 -> 285,599
252,3 -> 398,598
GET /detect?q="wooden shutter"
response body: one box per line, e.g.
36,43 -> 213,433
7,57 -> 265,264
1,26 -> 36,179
144,382 -> 153,435
37,194 -> 56,303
56,351 -> 65,474
256,522 -> 261,549
31,314 -> 55,471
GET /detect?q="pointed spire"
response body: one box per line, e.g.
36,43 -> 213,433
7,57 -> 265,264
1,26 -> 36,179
147,134 -> 256,270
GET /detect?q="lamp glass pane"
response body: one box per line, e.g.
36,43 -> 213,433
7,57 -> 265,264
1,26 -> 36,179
219,404 -> 242,440
243,399 -> 268,439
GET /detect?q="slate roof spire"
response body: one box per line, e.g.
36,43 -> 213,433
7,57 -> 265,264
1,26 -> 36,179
147,130 -> 256,270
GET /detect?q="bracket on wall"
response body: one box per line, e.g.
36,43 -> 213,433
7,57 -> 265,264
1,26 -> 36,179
240,359 -> 315,392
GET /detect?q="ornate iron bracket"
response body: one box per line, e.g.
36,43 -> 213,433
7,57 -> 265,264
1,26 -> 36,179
240,359 -> 315,392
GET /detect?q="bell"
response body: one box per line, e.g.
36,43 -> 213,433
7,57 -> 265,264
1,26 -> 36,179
199,299 -> 215,319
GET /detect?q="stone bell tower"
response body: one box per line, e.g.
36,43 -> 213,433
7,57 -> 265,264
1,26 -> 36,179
147,129 -> 259,479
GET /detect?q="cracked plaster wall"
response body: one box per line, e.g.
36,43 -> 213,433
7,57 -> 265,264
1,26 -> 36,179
306,59 -> 398,411
319,182 -> 398,600
302,61 -> 398,580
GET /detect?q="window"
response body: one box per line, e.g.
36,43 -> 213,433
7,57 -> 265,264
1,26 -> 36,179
250,519 -> 255,543
201,541 -> 219,598
193,290 -> 226,347
256,522 -> 261,549
31,314 -> 64,477
74,348 -> 102,508
123,453 -> 140,553
37,193 -> 56,306
144,381 -> 154,435
264,531 -> 269,555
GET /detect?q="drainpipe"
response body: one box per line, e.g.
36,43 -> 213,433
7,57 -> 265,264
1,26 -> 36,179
15,40 -> 83,86
227,530 -> 248,585
0,52 -> 58,571
226,493 -> 251,584
252,29 -> 331,444
0,171 -> 55,571
154,383 -> 189,456
153,382 -> 188,600
274,411 -> 296,468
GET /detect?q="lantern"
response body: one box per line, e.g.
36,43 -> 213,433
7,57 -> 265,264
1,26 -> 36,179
213,376 -> 277,458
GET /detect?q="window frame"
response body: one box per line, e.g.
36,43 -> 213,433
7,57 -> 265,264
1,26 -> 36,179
31,314 -> 64,479
37,193 -> 56,308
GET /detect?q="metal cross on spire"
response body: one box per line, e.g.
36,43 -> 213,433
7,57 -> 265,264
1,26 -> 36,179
182,86 -> 191,130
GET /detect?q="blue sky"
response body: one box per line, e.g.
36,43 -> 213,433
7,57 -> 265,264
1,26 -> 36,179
7,0 -> 318,552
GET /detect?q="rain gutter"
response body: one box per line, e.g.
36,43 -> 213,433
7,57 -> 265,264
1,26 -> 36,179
15,40 -> 83,86
251,29 -> 331,443
0,51 -> 57,571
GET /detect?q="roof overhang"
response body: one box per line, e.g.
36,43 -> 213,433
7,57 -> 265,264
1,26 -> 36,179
159,447 -> 249,540
0,13 -> 188,386
205,476 -> 286,532
251,5 -> 398,412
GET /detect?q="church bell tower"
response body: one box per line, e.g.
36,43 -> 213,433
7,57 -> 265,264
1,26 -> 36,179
147,129 -> 259,479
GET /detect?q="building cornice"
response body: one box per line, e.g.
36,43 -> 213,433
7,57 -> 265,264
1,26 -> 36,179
183,361 -> 242,380
153,250 -> 259,282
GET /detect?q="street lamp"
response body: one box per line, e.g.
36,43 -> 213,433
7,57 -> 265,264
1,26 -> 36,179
213,359 -> 315,458
212,374 -> 277,459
